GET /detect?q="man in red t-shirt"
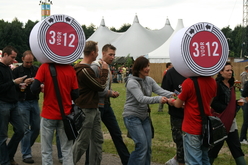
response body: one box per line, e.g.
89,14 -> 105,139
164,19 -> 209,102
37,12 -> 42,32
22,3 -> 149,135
31,63 -> 79,165
168,76 -> 216,165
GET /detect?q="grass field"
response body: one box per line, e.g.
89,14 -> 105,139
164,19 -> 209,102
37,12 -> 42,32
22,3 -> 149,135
8,83 -> 248,164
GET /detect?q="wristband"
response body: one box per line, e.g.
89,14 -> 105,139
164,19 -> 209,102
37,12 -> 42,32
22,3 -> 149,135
171,99 -> 176,103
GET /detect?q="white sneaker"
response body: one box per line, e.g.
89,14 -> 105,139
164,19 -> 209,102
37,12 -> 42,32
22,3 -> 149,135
165,157 -> 179,165
240,139 -> 248,145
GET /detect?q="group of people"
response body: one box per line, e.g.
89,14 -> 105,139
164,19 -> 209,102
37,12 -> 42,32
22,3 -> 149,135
0,43 -> 247,165
0,43 -> 130,165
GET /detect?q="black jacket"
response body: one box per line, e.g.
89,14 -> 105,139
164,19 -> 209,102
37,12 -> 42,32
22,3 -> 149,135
0,62 -> 18,103
161,67 -> 186,119
12,65 -> 39,101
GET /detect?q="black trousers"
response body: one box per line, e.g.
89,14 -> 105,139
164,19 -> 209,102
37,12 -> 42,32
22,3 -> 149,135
208,129 -> 244,159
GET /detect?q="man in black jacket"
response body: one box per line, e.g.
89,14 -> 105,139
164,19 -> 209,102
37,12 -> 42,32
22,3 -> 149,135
0,46 -> 26,165
12,50 -> 40,164
163,67 -> 186,165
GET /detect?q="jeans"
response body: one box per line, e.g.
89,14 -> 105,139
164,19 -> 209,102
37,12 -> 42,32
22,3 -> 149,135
240,103 -> 248,141
0,101 -> 24,165
73,108 -> 103,165
124,116 -> 152,165
100,104 -> 130,164
18,100 -> 40,159
40,117 -> 73,165
183,132 -> 210,165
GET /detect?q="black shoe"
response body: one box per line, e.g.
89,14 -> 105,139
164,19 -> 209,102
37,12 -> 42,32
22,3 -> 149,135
10,159 -> 19,165
23,158 -> 34,164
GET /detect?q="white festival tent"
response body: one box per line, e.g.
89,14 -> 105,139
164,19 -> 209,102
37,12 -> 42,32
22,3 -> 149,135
148,19 -> 184,63
113,15 -> 174,60
84,18 -> 123,58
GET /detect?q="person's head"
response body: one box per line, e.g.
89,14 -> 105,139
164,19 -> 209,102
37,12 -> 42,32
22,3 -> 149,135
22,50 -> 34,68
1,46 -> 18,66
245,65 -> 248,72
217,62 -> 234,85
83,41 -> 98,61
102,44 -> 116,65
166,62 -> 172,69
132,56 -> 150,78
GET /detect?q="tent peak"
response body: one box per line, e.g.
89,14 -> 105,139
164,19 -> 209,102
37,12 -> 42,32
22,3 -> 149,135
133,14 -> 139,24
100,17 -> 105,27
165,18 -> 171,25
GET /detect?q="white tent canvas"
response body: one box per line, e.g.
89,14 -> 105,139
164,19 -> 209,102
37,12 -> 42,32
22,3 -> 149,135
113,15 -> 174,60
148,19 -> 184,63
83,18 -> 122,58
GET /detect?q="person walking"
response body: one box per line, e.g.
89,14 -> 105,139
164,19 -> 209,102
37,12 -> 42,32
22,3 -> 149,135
0,46 -> 25,165
12,50 -> 40,164
163,67 -> 186,165
123,56 -> 173,165
208,62 -> 246,165
72,41 -> 108,165
31,63 -> 79,165
90,44 -> 130,165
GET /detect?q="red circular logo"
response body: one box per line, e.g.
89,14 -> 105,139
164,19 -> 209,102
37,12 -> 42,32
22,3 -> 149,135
189,31 -> 222,67
46,22 -> 78,56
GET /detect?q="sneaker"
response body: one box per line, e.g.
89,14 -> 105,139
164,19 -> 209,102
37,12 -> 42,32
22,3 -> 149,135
10,159 -> 19,165
165,157 -> 179,165
240,139 -> 248,145
23,157 -> 34,164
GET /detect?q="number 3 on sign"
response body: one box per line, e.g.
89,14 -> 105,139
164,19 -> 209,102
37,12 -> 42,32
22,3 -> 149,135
48,31 -> 75,47
192,42 -> 219,57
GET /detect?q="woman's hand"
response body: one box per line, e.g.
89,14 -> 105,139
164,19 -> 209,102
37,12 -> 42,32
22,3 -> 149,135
160,97 -> 168,104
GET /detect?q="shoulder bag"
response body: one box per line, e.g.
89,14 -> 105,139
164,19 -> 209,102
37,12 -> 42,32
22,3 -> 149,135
49,63 -> 85,141
191,77 -> 227,148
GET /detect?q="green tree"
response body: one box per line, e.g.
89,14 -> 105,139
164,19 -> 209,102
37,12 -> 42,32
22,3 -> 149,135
82,23 -> 96,39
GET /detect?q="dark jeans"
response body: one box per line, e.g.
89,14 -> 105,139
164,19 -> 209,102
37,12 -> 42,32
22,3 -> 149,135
86,104 -> 130,165
0,101 -> 24,165
240,103 -> 248,141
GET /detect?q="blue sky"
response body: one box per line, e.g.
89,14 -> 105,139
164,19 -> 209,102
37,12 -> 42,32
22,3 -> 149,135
0,0 -> 243,30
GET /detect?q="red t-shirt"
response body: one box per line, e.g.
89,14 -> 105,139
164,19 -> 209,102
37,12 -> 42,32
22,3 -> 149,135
35,63 -> 78,120
178,77 -> 217,135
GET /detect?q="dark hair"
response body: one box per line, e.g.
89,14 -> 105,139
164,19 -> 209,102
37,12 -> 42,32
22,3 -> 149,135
2,46 -> 18,57
166,62 -> 171,68
216,62 -> 234,86
132,56 -> 149,77
83,41 -> 98,56
102,44 -> 116,52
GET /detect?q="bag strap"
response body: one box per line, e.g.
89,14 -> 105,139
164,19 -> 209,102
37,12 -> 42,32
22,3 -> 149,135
190,77 -> 208,125
49,63 -> 66,119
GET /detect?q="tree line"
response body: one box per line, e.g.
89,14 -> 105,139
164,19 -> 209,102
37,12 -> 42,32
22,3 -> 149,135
0,18 -> 247,63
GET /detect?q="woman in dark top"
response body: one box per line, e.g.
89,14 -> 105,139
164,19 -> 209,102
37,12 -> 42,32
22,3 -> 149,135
208,62 -> 246,165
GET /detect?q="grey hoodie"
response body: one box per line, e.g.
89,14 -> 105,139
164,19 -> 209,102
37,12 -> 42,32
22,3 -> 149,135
123,75 -> 173,120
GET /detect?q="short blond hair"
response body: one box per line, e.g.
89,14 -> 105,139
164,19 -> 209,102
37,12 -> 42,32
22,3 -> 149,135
83,41 -> 98,56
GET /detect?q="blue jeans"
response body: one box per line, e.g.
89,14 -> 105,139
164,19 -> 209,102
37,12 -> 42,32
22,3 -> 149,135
18,100 -> 40,159
240,103 -> 248,141
40,117 -> 73,165
124,116 -> 152,165
0,101 -> 24,165
183,132 -> 210,165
